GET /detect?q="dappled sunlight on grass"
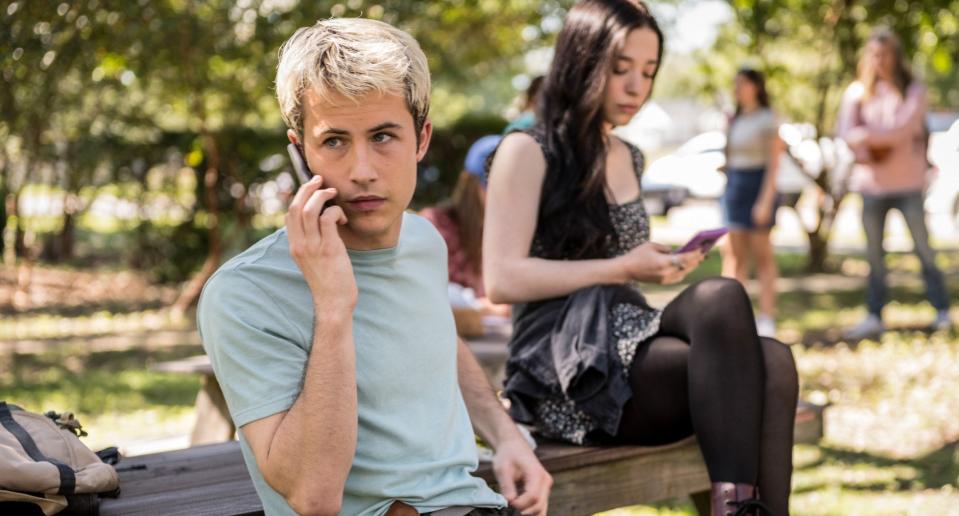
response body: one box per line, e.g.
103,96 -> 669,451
0,308 -> 190,341
2,344 -> 204,451
795,332 -> 959,459
597,502 -> 694,516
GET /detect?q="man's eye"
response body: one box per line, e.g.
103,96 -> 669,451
323,137 -> 343,148
372,132 -> 394,143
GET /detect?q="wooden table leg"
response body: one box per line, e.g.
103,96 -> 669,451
690,489 -> 711,515
190,374 -> 236,445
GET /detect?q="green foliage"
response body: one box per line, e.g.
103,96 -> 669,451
698,1 -> 959,130
132,220 -> 210,284
1,0 -> 573,271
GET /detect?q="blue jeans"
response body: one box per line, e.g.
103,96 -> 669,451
861,191 -> 950,317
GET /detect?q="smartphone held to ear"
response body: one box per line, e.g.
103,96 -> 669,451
287,143 -> 314,186
287,143 -> 337,215
674,228 -> 728,254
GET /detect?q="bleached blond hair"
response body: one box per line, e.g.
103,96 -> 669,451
276,18 -> 431,137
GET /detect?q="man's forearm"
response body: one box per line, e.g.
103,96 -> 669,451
456,339 -> 524,448
264,310 -> 358,508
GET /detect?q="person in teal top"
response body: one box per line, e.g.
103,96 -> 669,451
196,17 -> 550,516
502,76 -> 543,135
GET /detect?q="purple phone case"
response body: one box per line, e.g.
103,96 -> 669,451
675,228 -> 728,254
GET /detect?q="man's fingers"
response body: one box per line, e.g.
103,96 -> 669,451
510,472 -> 540,509
302,187 -> 337,227
494,463 -> 518,502
523,498 -> 549,516
319,205 -> 348,236
289,175 -> 324,211
286,176 -> 324,245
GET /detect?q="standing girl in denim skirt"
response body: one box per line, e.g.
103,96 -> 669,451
721,68 -> 784,337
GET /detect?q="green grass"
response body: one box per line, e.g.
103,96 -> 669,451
599,250 -> 959,515
1,344 -> 203,450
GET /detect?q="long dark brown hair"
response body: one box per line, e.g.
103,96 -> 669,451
858,27 -> 913,100
445,171 -> 485,274
733,68 -> 770,119
534,0 -> 663,259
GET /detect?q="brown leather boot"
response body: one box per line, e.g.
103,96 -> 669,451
711,482 -> 771,516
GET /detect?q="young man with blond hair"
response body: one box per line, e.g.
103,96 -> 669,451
197,17 -> 550,516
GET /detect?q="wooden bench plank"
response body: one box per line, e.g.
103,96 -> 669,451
101,438 -> 711,516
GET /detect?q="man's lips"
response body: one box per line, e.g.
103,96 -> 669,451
347,196 -> 386,211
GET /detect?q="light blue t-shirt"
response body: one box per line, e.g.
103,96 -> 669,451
197,213 -> 505,515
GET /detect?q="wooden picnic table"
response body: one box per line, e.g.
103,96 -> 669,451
134,317 -> 822,515
100,435 -> 713,516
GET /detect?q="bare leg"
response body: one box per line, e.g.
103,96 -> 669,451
748,230 -> 778,317
723,230 -> 752,284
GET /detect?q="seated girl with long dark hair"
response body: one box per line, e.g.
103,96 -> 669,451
483,1 -> 798,514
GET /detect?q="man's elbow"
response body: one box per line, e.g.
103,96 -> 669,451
287,490 -> 342,516
266,466 -> 345,516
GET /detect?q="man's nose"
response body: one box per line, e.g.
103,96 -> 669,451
350,143 -> 378,183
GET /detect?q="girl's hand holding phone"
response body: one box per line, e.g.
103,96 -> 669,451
285,174 -> 357,314
616,242 -> 704,285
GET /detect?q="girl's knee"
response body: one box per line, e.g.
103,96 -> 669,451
760,337 -> 799,399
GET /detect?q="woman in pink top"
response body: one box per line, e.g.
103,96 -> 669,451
837,28 -> 950,338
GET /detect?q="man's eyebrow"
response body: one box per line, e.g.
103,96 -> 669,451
319,122 -> 402,135
368,122 -> 402,133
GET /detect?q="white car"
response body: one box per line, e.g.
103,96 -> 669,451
644,129 -> 817,200
644,131 -> 727,198
924,115 -> 959,224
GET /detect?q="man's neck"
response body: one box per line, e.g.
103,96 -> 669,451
339,219 -> 403,251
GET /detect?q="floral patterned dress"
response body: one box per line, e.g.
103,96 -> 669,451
510,138 -> 664,445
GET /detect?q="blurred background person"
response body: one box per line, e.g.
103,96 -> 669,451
720,68 -> 784,338
503,75 -> 544,134
837,28 -> 951,339
421,135 -> 508,317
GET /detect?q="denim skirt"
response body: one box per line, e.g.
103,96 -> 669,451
721,166 -> 778,230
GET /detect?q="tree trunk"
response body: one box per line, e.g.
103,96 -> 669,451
58,209 -> 75,261
0,182 -> 6,258
171,134 -> 222,318
806,231 -> 829,273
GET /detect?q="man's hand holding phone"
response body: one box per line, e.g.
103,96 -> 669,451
285,174 -> 357,314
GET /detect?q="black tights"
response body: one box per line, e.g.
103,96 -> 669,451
607,278 -> 799,515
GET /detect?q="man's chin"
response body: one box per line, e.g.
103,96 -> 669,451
339,210 -> 405,248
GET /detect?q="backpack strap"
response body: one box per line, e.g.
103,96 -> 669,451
0,401 -> 76,495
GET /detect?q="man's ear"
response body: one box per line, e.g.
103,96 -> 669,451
415,119 -> 433,162
287,129 -> 300,146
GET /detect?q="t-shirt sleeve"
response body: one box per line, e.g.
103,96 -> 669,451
836,82 -> 864,139
197,270 -> 309,428
761,110 -> 779,141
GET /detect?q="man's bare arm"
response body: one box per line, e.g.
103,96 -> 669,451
456,339 -> 551,515
242,176 -> 358,516
242,313 -> 356,515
